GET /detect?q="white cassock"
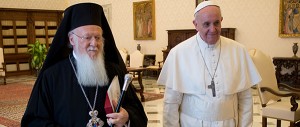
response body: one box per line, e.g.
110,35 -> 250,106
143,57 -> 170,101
157,33 -> 261,127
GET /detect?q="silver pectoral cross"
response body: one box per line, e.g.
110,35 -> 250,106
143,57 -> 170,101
86,110 -> 104,127
208,79 -> 216,97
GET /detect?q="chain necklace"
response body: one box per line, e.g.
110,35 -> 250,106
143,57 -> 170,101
69,55 -> 104,127
197,36 -> 221,97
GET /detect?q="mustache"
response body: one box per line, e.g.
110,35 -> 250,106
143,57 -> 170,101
87,47 -> 98,51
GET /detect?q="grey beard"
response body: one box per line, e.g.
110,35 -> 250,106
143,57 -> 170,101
75,52 -> 108,87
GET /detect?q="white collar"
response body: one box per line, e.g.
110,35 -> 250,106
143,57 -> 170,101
196,33 -> 221,52
72,51 -> 78,60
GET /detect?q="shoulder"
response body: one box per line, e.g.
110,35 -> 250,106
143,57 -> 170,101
43,58 -> 71,75
171,35 -> 197,53
164,35 -> 198,64
105,62 -> 124,77
220,37 -> 250,58
45,59 -> 71,72
221,36 -> 246,50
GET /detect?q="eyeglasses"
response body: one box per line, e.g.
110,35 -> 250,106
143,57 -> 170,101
72,32 -> 102,42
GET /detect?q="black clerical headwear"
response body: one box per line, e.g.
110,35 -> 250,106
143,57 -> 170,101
40,3 -> 124,73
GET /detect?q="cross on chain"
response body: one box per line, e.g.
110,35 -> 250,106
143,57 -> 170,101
86,110 -> 104,127
207,79 -> 216,97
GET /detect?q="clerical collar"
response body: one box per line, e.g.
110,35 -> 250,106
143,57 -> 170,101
72,51 -> 78,60
196,33 -> 221,49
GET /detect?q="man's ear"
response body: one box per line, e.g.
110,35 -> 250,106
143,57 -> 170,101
193,20 -> 197,27
69,36 -> 75,46
193,20 -> 199,31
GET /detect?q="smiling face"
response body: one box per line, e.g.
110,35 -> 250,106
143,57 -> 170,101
193,6 -> 223,45
69,25 -> 104,59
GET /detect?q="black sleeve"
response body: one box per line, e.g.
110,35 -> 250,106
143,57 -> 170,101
123,83 -> 148,127
21,73 -> 60,127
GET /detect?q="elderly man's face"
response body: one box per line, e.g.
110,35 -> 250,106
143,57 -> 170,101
69,25 -> 104,59
193,6 -> 223,45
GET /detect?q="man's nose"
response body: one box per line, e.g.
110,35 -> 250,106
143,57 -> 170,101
89,37 -> 98,46
209,25 -> 217,32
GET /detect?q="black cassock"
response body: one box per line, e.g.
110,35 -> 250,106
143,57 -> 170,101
21,56 -> 148,127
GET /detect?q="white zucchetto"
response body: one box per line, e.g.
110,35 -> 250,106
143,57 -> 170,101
194,1 -> 219,16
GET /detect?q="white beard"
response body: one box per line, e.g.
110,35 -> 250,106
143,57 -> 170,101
75,47 -> 108,87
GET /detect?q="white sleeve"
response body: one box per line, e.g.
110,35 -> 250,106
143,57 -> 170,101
237,88 -> 253,127
163,87 -> 183,127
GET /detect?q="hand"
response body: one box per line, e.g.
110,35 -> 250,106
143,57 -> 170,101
106,100 -> 129,127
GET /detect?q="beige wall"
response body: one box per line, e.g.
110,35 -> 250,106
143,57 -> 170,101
1,0 -> 298,57
0,0 -> 66,10
219,0 -> 298,57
